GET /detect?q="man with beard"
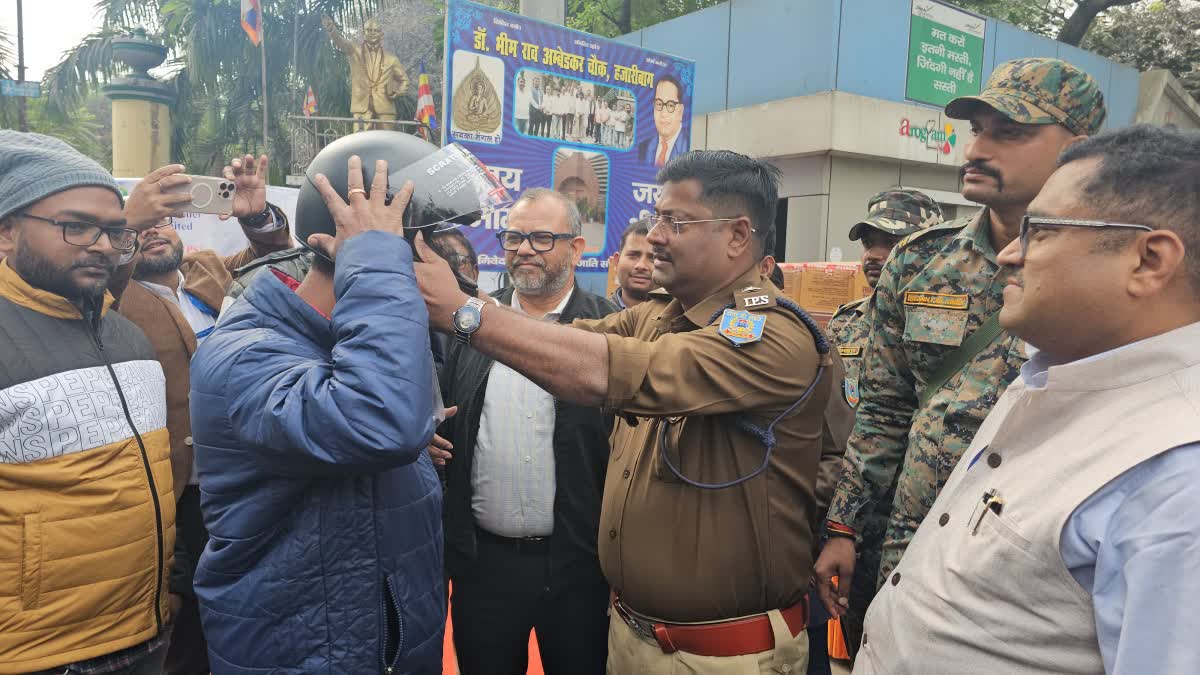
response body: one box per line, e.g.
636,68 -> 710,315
438,187 -> 616,674
822,188 -> 941,658
0,131 -> 175,674
815,58 -> 1108,624
610,219 -> 653,309
415,151 -> 832,673
113,155 -> 292,675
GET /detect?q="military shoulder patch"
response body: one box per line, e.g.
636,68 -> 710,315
903,291 -> 969,310
718,308 -> 766,346
838,346 -> 863,358
844,377 -> 860,407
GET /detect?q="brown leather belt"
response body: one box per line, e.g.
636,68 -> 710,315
612,596 -> 809,657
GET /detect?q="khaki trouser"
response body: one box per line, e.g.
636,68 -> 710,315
606,608 -> 809,674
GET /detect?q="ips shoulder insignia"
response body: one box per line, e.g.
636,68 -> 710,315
718,309 -> 766,346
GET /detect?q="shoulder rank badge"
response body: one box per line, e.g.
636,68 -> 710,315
718,309 -> 766,346
844,377 -> 860,407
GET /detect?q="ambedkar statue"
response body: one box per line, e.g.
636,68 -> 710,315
321,15 -> 409,128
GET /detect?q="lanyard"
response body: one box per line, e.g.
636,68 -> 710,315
657,296 -> 830,490
184,290 -> 219,339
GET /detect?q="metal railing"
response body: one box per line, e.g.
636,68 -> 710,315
286,115 -> 436,183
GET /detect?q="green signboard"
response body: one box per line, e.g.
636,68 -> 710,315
906,0 -> 986,107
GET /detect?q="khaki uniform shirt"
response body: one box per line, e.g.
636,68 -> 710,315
574,266 -> 831,622
825,209 -> 1028,586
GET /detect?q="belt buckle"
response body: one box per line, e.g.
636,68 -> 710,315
615,600 -> 656,642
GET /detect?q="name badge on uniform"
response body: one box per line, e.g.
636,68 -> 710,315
844,377 -> 860,407
718,309 -> 766,346
903,291 -> 969,310
838,346 -> 863,358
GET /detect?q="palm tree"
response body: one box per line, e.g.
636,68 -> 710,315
42,0 -> 394,176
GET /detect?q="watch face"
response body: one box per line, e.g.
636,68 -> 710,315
454,306 -> 480,332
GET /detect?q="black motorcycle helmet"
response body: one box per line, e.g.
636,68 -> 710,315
295,130 -> 510,264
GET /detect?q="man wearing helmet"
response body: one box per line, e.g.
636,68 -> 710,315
188,157 -> 444,673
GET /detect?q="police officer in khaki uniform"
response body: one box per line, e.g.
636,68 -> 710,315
824,188 -> 941,658
815,58 -> 1109,621
415,150 -> 836,674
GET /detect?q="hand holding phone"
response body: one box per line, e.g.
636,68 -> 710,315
162,175 -> 237,216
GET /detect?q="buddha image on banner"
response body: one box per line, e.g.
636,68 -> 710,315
442,0 -> 696,286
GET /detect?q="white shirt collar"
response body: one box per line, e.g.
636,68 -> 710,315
1021,337 -> 1151,389
512,287 -> 573,321
136,271 -> 187,305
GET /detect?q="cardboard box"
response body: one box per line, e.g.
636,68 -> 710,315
777,262 -> 870,329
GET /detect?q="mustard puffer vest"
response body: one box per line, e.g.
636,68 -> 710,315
0,260 -> 175,673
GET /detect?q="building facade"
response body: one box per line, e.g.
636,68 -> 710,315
618,0 -> 1145,262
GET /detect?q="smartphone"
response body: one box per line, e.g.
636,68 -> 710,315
162,175 -> 237,216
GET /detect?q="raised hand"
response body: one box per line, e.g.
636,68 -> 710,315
221,154 -> 270,221
124,164 -> 192,230
308,155 -> 415,260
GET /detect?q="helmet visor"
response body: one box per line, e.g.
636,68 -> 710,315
387,143 -> 512,233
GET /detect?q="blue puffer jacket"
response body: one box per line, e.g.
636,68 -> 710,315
189,232 -> 444,674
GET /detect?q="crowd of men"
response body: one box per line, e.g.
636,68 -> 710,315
0,53 -> 1197,675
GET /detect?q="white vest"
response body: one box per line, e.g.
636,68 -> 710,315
855,322 -> 1200,675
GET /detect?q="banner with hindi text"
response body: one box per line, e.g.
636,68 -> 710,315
443,0 -> 696,285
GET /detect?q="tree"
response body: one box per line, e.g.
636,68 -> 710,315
953,0 -> 1142,45
1083,0 -> 1200,99
40,0 -> 389,175
566,0 -> 724,38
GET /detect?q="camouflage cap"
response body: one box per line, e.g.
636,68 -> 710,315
945,58 -> 1106,137
848,189 -> 944,241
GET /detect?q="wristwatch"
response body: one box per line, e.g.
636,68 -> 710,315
452,297 -> 487,344
238,205 -> 280,231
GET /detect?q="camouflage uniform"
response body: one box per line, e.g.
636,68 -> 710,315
825,58 -> 1108,590
826,189 -> 942,658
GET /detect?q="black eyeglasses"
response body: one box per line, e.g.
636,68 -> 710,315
1019,215 -> 1152,257
20,213 -> 139,251
653,99 -> 680,113
496,229 -> 576,252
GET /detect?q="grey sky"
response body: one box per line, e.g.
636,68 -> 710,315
0,0 -> 105,81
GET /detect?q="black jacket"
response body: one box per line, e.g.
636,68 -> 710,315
439,285 -> 617,587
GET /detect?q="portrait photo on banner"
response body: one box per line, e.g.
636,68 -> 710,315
451,50 -> 506,144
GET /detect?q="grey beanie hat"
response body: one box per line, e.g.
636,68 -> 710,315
0,130 -> 124,222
